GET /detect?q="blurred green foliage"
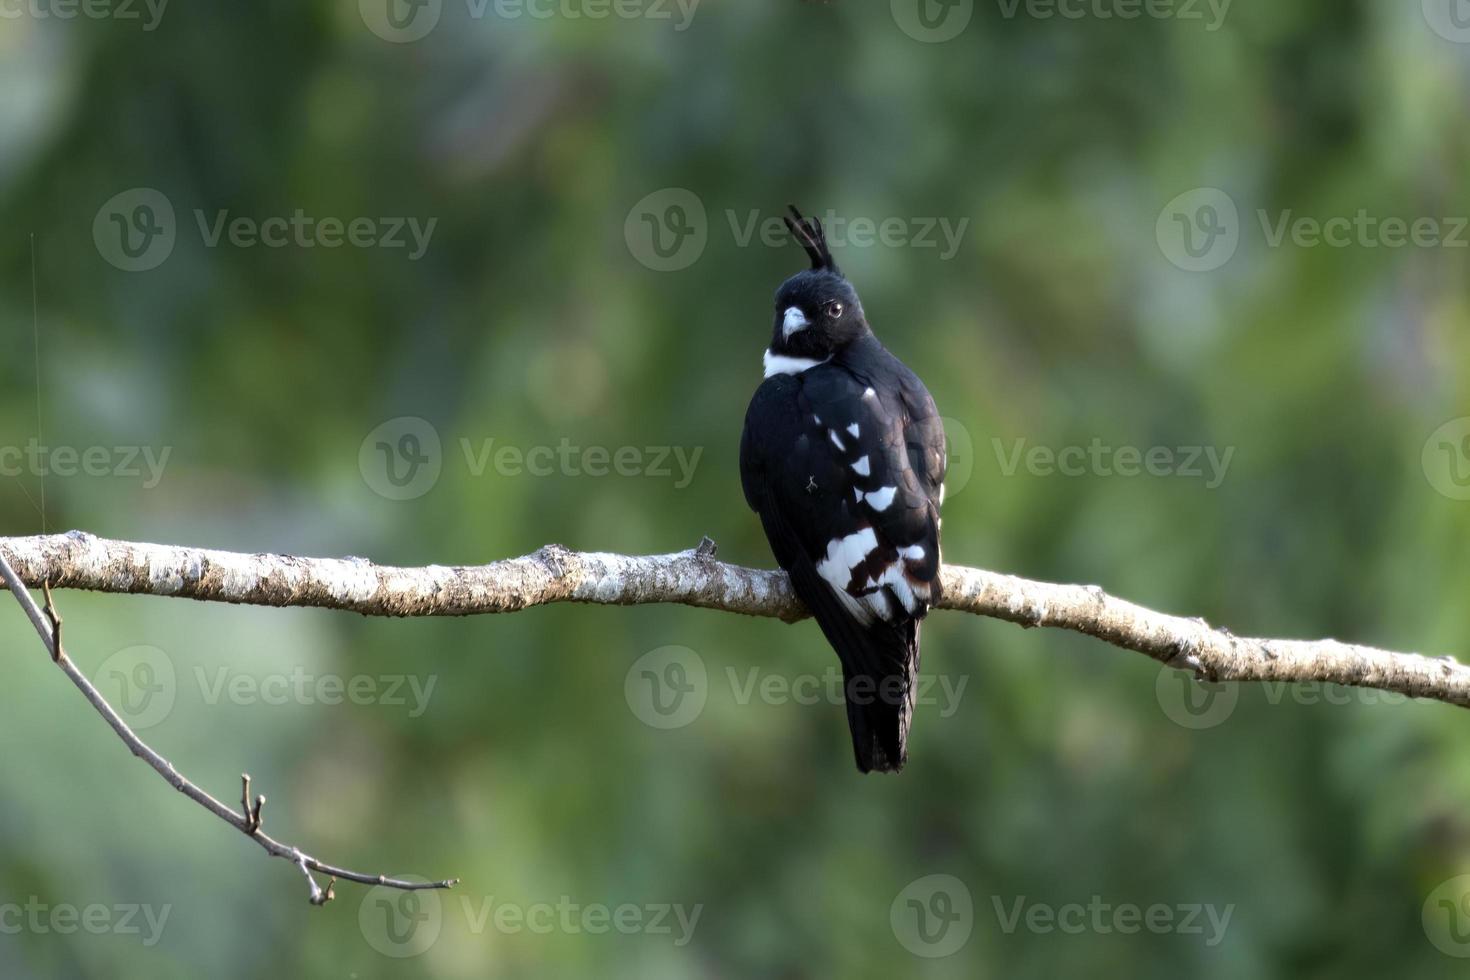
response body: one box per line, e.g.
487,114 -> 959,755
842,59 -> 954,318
3,1 -> 1470,976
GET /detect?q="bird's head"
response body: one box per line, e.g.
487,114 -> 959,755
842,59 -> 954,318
769,207 -> 869,360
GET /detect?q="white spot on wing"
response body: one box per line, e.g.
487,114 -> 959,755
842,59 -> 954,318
864,589 -> 893,620
863,387 -> 877,399
829,583 -> 872,623
829,430 -> 845,451
864,486 -> 897,511
851,456 -> 871,477
815,528 -> 879,622
899,544 -> 925,560
847,423 -> 860,438
865,563 -> 919,614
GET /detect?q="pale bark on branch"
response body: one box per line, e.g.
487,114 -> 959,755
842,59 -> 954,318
2,529 -> 1467,706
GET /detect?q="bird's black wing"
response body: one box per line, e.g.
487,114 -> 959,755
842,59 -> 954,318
739,357 -> 945,771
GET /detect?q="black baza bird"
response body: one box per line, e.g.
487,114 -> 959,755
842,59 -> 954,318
740,206 -> 946,773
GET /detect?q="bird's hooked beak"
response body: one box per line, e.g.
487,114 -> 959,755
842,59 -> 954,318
782,306 -> 809,339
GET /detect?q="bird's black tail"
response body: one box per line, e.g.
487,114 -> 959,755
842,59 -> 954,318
782,552 -> 927,774
837,619 -> 921,773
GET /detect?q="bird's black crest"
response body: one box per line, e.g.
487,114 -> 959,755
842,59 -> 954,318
784,205 -> 840,276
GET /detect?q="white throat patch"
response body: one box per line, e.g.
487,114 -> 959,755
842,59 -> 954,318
763,349 -> 831,378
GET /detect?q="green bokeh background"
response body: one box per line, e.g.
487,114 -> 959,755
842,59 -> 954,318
4,1 -> 1470,976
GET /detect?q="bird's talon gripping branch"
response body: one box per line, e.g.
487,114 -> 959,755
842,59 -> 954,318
695,536 -> 718,560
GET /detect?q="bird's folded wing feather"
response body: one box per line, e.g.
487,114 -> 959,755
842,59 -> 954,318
741,363 -> 945,625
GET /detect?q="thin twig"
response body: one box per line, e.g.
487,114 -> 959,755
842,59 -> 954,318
0,550 -> 458,904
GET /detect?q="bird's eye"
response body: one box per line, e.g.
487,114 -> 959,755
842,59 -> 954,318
824,301 -> 844,318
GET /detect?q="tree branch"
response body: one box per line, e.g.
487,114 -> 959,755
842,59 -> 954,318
1,529 -> 1467,707
0,545 -> 458,905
